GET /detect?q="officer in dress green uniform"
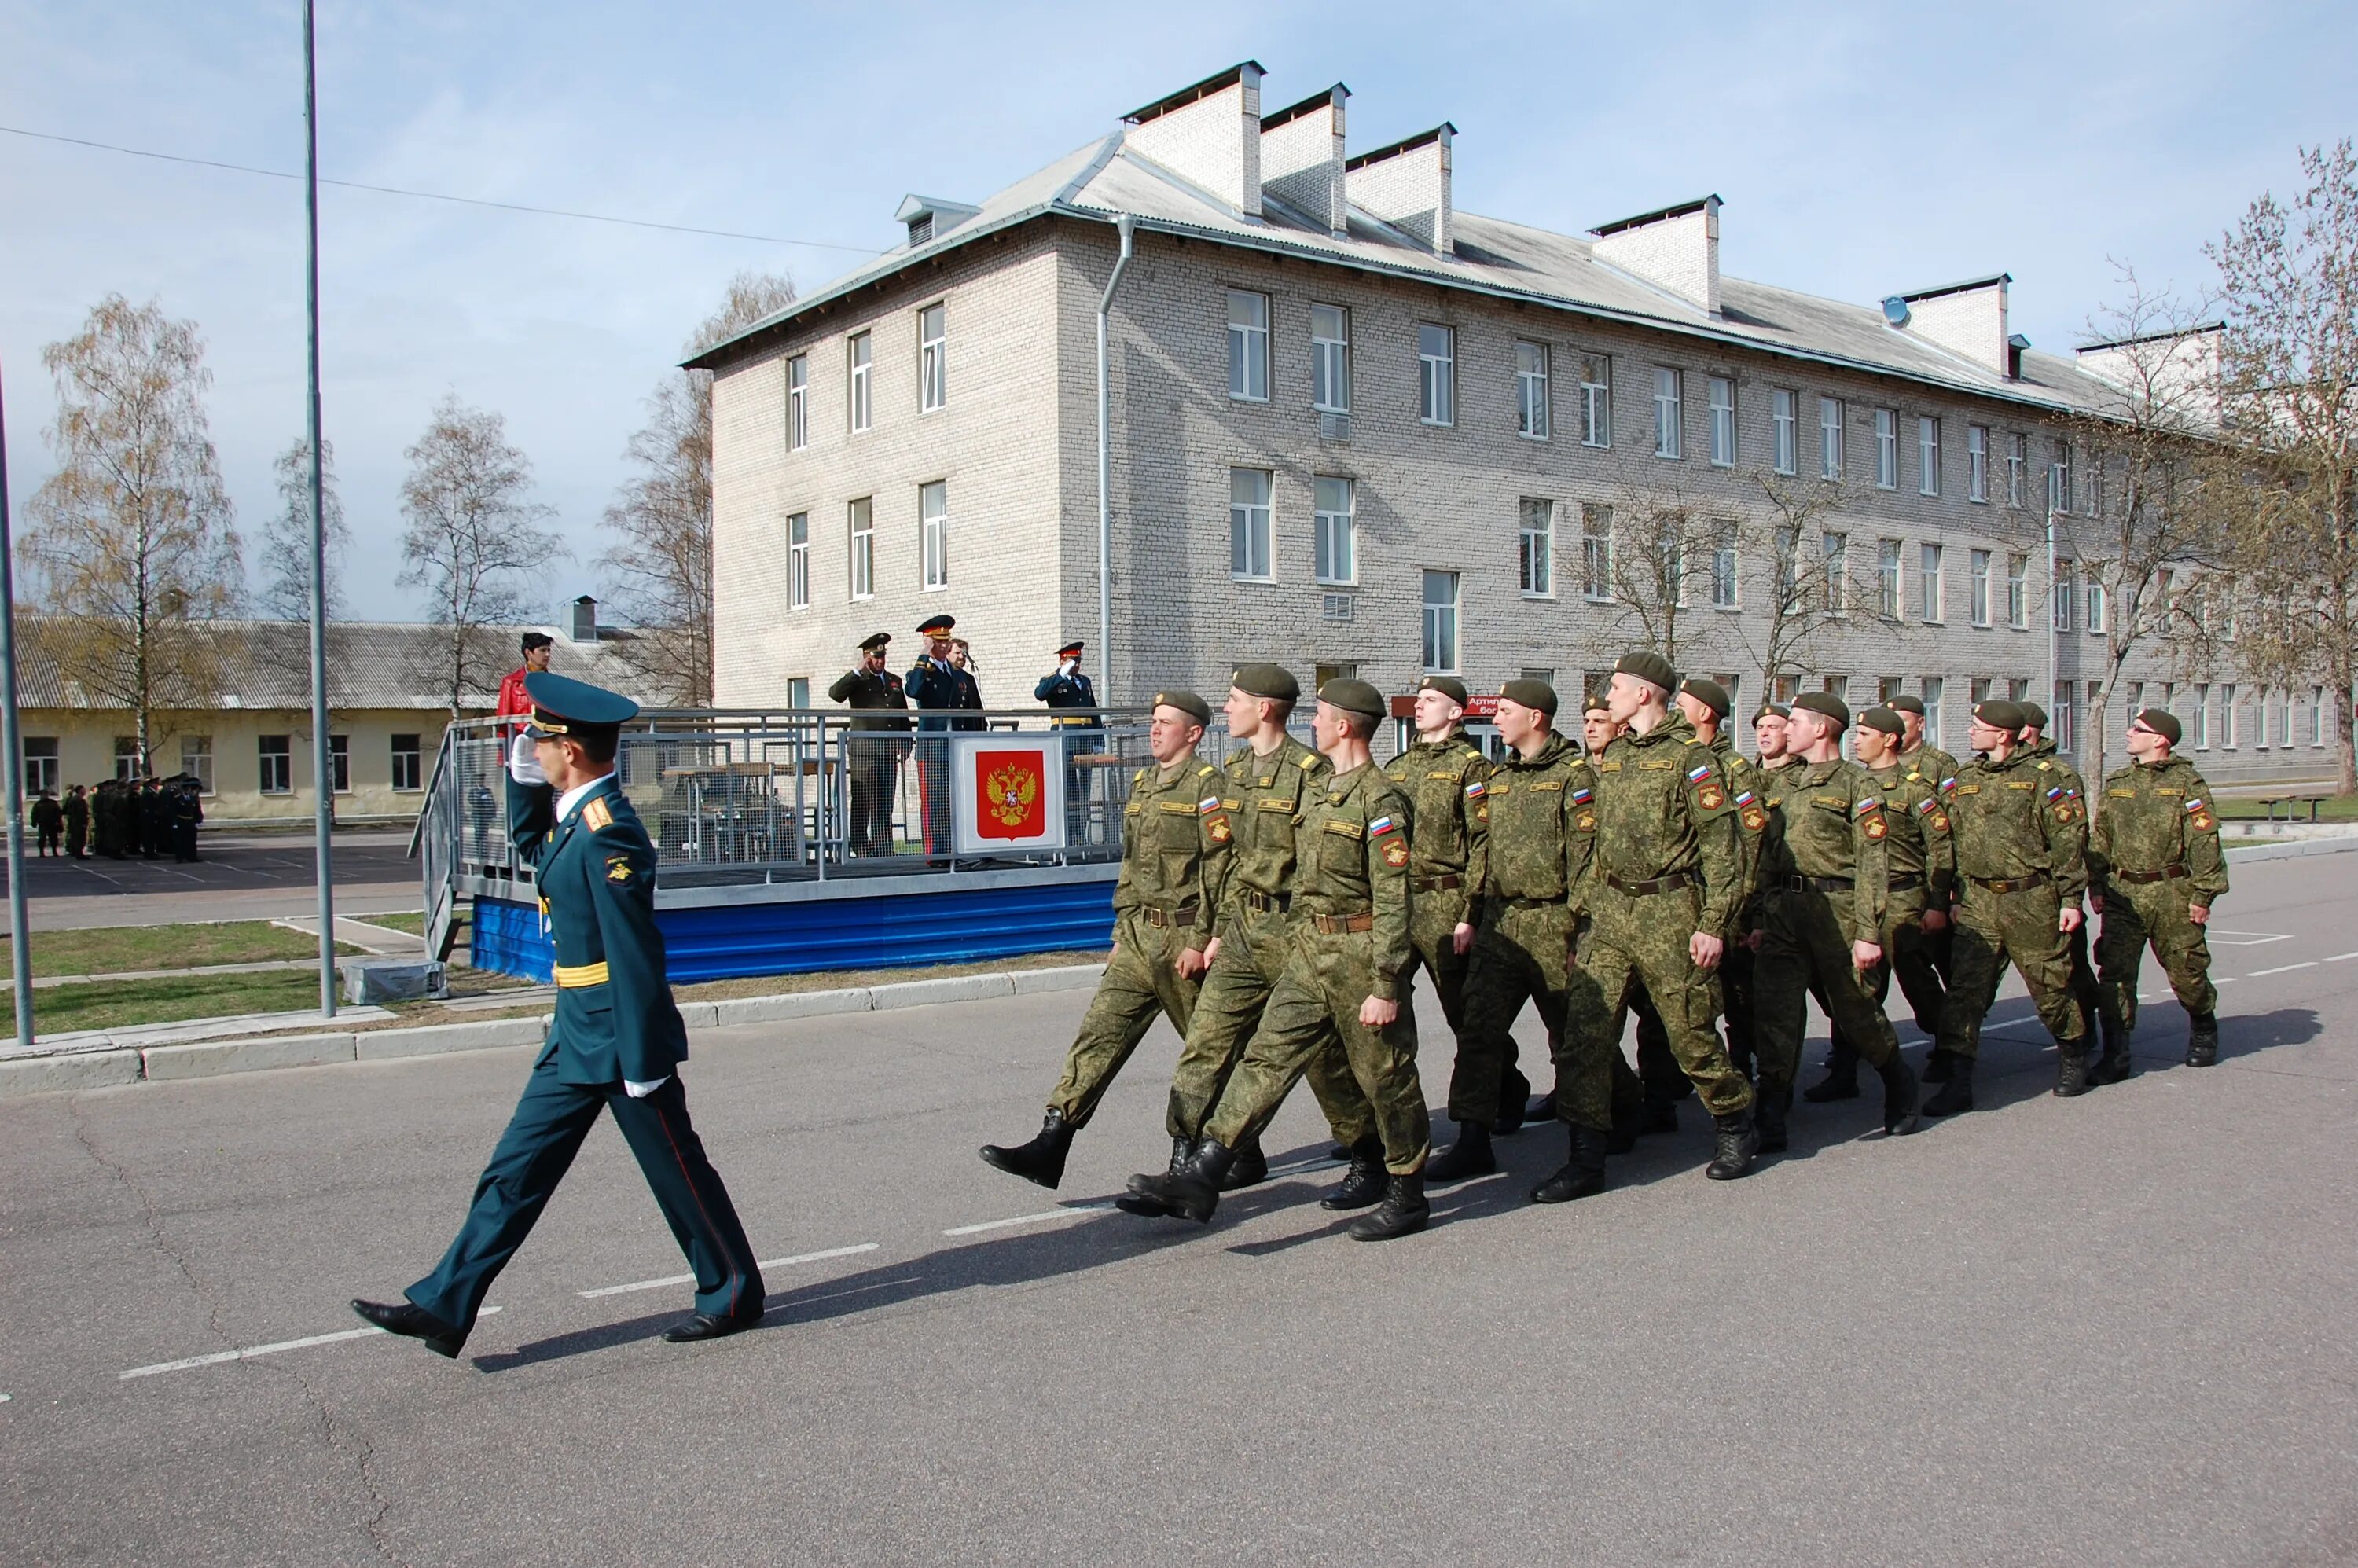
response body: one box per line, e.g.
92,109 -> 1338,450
2089,707 -> 2228,1070
1381,676 -> 1495,1095
352,673 -> 766,1356
1123,680 -> 1432,1241
978,691 -> 1229,1187
828,632 -> 912,857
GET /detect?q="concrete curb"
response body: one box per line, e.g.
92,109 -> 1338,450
145,1033 -> 358,1081
0,1049 -> 143,1096
2223,836 -> 2358,864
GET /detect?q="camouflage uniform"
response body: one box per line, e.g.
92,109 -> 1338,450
1874,754 -> 1957,1032
1042,757 -> 1230,1127
2090,757 -> 2227,1037
1381,733 -> 1493,1037
2027,740 -> 2106,1036
1708,735 -> 1774,1083
1203,765 -> 1430,1173
1934,748 -> 2091,1062
1576,714 -> 1752,1118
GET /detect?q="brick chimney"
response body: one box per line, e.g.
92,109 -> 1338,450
1591,196 -> 1721,316
1889,274 -> 2012,375
1345,124 -> 1454,256
1122,61 -> 1265,217
1259,83 -> 1349,238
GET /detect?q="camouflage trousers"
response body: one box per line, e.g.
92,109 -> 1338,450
1578,882 -> 1754,1118
1936,882 -> 2089,1059
1166,906 -> 1372,1146
1450,900 -> 1612,1132
2095,877 -> 2217,1033
1402,891 -> 1475,1036
1205,927 -> 1431,1175
1754,891 -> 1901,1104
1046,912 -> 1202,1129
1828,887 -> 1946,1061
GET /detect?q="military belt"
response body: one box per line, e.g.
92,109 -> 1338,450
1135,901 -> 1201,928
1501,894 -> 1561,910
1888,874 -> 1924,892
1782,874 -> 1853,893
1605,870 -> 1698,897
552,960 -> 611,988
1413,874 -> 1464,892
2112,865 -> 2189,885
1311,912 -> 1376,934
1969,872 -> 2051,894
1239,889 -> 1292,914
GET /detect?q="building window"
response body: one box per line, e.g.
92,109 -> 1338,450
2007,553 -> 2029,628
920,480 -> 949,589
1773,525 -> 1799,605
1820,396 -> 1845,479
786,355 -> 808,451
328,734 -> 351,795
1653,368 -> 1682,458
1967,424 -> 1989,503
1422,570 -> 1460,673
788,512 -> 810,609
1418,325 -> 1455,425
1919,544 -> 1944,622
1969,549 -> 1992,626
2053,561 -> 2075,631
2221,683 -> 2239,747
2007,432 -> 2026,508
1229,468 -> 1274,581
1311,304 -> 1350,413
2051,441 -> 2073,513
113,736 -> 139,781
1919,417 -> 1941,497
20,737 -> 58,798
1923,676 -> 1945,747
1877,538 -> 1902,619
1579,353 -> 1611,447
1515,341 -> 1550,439
1771,674 -> 1799,706
1971,677 -> 1993,708
847,332 -> 872,432
919,303 -> 947,412
2085,579 -> 2107,633
1772,389 -> 1798,475
1822,531 -> 1849,613
1227,289 -> 1270,402
786,678 -> 810,709
1519,498 -> 1555,598
1581,502 -> 1614,600
2314,687 -> 2327,746
390,734 -> 421,793
2278,688 -> 2294,749
1874,409 -> 1898,489
1708,375 -> 1736,466
1658,530 -> 1688,608
2191,685 -> 2209,749
2054,682 -> 2075,753
259,734 -> 292,795
848,498 -> 875,600
1313,476 -> 1355,585
1711,521 -> 1739,609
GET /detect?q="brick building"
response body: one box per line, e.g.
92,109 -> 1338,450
694,61 -> 2321,780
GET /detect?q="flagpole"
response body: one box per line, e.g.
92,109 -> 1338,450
304,0 -> 336,1015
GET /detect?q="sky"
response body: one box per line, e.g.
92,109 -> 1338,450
2,1 -> 2352,626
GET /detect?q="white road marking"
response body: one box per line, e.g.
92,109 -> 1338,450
577,1243 -> 878,1298
119,1307 -> 504,1381
2323,951 -> 2358,964
943,1203 -> 1111,1236
2214,977 -> 2239,984
2207,931 -> 2292,946
2248,962 -> 2317,977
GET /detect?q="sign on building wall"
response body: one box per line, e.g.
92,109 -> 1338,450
951,736 -> 1068,855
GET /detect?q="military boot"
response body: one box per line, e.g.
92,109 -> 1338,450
2089,1018 -> 2136,1085
1876,1053 -> 1921,1136
1802,1042 -> 1862,1103
1526,1089 -> 1557,1126
1494,1067 -> 1531,1135
1921,1058 -> 1974,1115
1530,1124 -> 1609,1204
1607,1094 -> 1642,1156
1348,1173 -> 1429,1240
1423,1121 -> 1496,1183
1640,1095 -> 1680,1135
1704,1111 -> 1761,1180
2054,1044 -> 2092,1098
1321,1134 -> 1389,1210
1219,1137 -> 1269,1191
1142,1139 -> 1233,1225
978,1110 -> 1075,1189
2186,1012 -> 2220,1067
1922,1048 -> 1956,1083
1754,1084 -> 1791,1155
1115,1137 -> 1196,1216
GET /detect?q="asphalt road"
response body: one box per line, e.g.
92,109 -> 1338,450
6,832 -> 421,929
3,855 -> 2353,1566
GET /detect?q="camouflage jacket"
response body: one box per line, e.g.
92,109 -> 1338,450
1713,733 -> 1772,931
1761,757 -> 1894,938
1904,742 -> 1963,790
1212,735 -> 1331,926
1382,733 -> 1493,894
1296,762 -> 1416,999
1864,758 -> 1956,905
2090,757 -> 2228,906
1944,745 -> 2089,902
1477,733 -> 1593,912
1589,713 -> 1743,933
1113,755 -> 1232,949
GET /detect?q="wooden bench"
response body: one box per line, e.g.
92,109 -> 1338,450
2254,791 -> 2332,824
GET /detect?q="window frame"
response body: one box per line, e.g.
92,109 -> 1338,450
848,497 -> 876,601
1227,288 -> 1271,403
1919,543 -> 1945,623
2006,552 -> 2029,629
1919,415 -> 1941,498
1874,408 -> 1899,490
788,512 -> 811,610
1707,374 -> 1736,467
20,736 -> 59,799
1711,520 -> 1740,610
258,733 -> 293,796
1877,538 -> 1903,620
847,331 -> 872,433
918,302 -> 948,413
787,354 -> 809,452
1515,340 -> 1551,440
1421,569 -> 1462,674
1581,502 -> 1614,601
1820,396 -> 1845,479
1969,548 -> 1993,626
1967,424 -> 1989,503
2007,431 -> 2027,508
328,733 -> 351,796
1519,497 -> 1555,599
1418,324 -> 1456,426
1653,367 -> 1682,459
2053,560 -> 2075,632
919,479 -> 949,589
1772,388 -> 1798,476
1310,303 -> 1351,414
1313,475 -> 1356,586
389,733 -> 421,795
1822,531 -> 1849,614
1579,352 -> 1611,447
2085,578 -> 2107,633
1229,467 -> 1275,582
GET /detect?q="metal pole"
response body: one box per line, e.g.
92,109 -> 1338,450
304,0 -> 336,1016
2046,477 -> 2059,746
1094,215 -> 1135,702
0,356 -> 35,1047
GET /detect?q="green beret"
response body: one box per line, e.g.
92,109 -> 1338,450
1614,650 -> 1677,693
2136,707 -> 2183,746
1791,691 -> 1851,729
1153,689 -> 1211,725
1319,678 -> 1386,722
1972,698 -> 2026,731
1859,707 -> 1907,737
1884,693 -> 1926,716
1679,678 -> 1732,718
1230,663 -> 1299,703
1754,703 -> 1791,722
2018,700 -> 2049,731
1499,678 -> 1559,716
1417,675 -> 1469,707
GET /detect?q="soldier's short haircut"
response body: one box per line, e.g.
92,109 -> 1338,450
571,726 -> 621,766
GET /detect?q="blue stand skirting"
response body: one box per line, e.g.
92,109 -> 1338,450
471,879 -> 1118,985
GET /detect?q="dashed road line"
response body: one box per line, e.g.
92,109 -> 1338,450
578,1243 -> 879,1298
944,1203 -> 1111,1236
119,1307 -> 505,1381
2248,962 -> 2318,977
2323,951 -> 2358,964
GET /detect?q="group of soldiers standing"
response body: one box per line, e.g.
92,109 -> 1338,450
26,775 -> 205,862
978,650 -> 2229,1241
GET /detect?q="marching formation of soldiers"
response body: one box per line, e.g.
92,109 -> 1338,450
978,652 -> 2229,1242
34,775 -> 207,862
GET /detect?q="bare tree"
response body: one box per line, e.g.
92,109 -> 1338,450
399,396 -> 566,714
20,294 -> 241,770
2207,140 -> 2358,792
256,435 -> 351,622
1734,472 -> 1890,696
598,270 -> 796,706
1596,479 -> 1716,667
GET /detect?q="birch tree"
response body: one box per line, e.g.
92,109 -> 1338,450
256,435 -> 351,622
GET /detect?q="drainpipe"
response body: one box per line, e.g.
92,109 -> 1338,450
1096,215 -> 1136,702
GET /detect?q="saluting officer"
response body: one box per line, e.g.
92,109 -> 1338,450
2090,708 -> 2227,1070
1380,675 -> 1492,1059
1125,680 -> 1432,1241
979,690 -> 1230,1187
354,673 -> 766,1356
1923,699 -> 2093,1114
828,632 -> 912,858
1035,638 -> 1100,844
905,615 -> 986,858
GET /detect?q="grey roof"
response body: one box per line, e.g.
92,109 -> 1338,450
688,123 -> 2138,420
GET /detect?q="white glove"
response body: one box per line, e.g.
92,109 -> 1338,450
624,1077 -> 670,1099
509,731 -> 546,786
1061,659 -> 1078,676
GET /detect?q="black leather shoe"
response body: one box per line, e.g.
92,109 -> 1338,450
1530,1124 -> 1609,1204
1922,1059 -> 1974,1115
1321,1134 -> 1390,1209
1348,1173 -> 1429,1240
352,1298 -> 465,1358
1423,1122 -> 1496,1183
1141,1140 -> 1234,1224
1922,1049 -> 1956,1084
1704,1111 -> 1761,1180
979,1109 -> 1075,1189
661,1304 -> 764,1343
2054,1048 -> 2092,1098
1494,1067 -> 1531,1135
1877,1054 -> 1922,1137
1802,1066 -> 1861,1103
1218,1138 -> 1269,1192
2185,1012 -> 2219,1067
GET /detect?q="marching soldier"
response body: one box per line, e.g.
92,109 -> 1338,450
1123,680 -> 1432,1240
1035,638 -> 1100,844
2020,700 -> 2106,1056
64,784 -> 89,859
2089,708 -> 2226,1070
828,632 -> 913,858
1887,693 -> 1961,787
1732,702 -> 1794,1081
1381,675 -> 1493,1085
1923,699 -> 2093,1114
1748,694 -> 1921,1147
905,615 -> 986,859
979,691 -> 1229,1187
